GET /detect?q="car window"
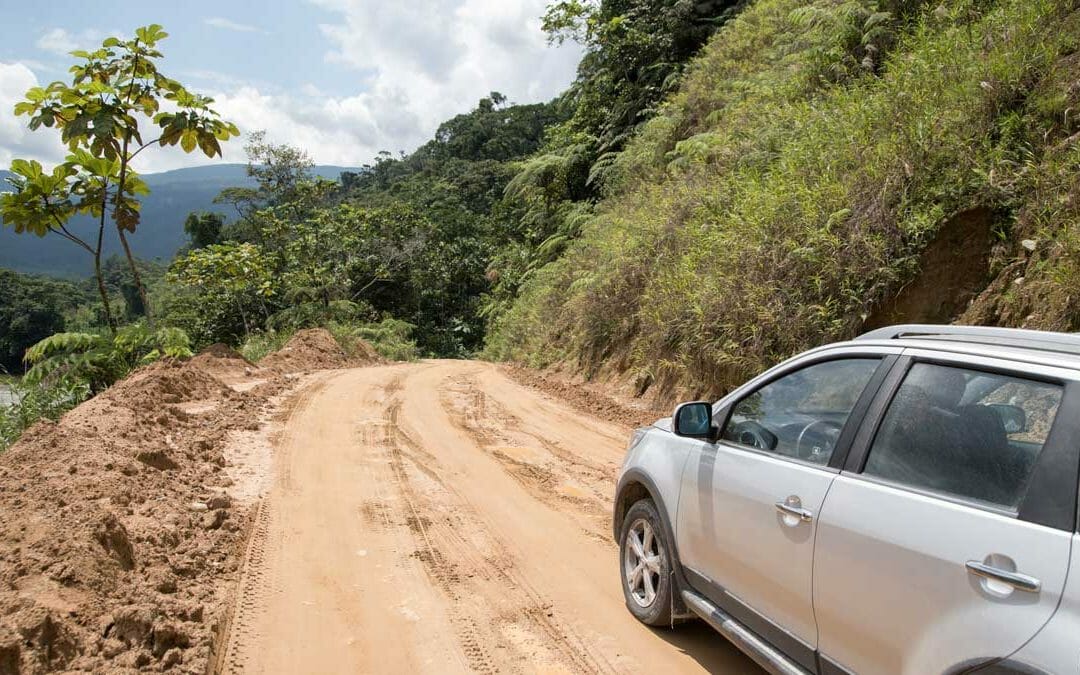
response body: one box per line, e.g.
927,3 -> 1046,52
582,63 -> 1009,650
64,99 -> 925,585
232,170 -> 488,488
721,359 -> 881,465
863,363 -> 1063,510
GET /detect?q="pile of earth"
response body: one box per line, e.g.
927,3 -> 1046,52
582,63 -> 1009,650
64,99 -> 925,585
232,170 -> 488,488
258,328 -> 381,374
0,330 -> 391,674
187,344 -> 260,386
0,357 -> 280,674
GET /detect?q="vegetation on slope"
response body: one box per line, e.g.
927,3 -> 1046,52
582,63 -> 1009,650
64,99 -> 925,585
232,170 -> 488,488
487,0 -> 1080,398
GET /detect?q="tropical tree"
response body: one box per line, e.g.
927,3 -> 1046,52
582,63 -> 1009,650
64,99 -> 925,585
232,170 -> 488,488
167,242 -> 276,337
183,211 -> 225,249
0,24 -> 239,330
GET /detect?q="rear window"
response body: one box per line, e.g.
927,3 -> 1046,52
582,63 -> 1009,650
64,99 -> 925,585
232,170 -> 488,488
863,363 -> 1063,510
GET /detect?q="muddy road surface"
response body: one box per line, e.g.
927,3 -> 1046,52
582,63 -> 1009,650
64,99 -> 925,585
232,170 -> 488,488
219,360 -> 757,674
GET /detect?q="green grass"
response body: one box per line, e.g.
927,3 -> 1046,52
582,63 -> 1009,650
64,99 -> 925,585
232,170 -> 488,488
0,380 -> 90,452
328,319 -> 420,362
240,330 -> 295,363
488,0 -> 1079,397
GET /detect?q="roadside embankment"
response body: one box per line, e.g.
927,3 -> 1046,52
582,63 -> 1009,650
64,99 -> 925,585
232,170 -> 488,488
0,329 -> 372,674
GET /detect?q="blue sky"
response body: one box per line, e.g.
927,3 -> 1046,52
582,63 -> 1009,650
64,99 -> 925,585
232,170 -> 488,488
0,0 -> 582,173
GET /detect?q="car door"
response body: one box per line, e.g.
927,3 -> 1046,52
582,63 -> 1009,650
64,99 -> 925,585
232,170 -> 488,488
813,351 -> 1080,675
676,348 -> 898,672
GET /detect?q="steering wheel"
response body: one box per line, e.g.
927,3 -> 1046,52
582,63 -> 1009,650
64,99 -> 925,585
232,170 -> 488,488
795,420 -> 843,461
729,420 -> 776,451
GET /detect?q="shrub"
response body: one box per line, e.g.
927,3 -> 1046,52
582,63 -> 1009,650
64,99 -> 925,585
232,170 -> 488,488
0,379 -> 90,451
328,319 -> 419,362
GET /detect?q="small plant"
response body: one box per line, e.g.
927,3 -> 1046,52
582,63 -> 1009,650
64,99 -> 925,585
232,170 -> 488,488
0,379 -> 90,451
23,324 -> 192,393
328,319 -> 420,362
240,330 -> 294,363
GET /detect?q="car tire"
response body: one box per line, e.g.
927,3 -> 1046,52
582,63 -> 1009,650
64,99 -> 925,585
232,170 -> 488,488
619,498 -> 673,626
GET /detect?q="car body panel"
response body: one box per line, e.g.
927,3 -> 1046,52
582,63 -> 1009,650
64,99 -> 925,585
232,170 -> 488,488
677,441 -> 835,667
1002,533 -> 1080,674
813,474 -> 1072,674
616,426 -> 697,541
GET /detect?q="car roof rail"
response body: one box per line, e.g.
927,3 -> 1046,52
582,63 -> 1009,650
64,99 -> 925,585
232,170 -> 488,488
856,324 -> 1080,357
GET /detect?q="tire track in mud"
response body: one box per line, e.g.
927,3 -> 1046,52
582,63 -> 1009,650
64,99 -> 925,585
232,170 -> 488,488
220,362 -> 753,674
379,379 -> 614,674
439,377 -> 617,536
218,374 -> 330,675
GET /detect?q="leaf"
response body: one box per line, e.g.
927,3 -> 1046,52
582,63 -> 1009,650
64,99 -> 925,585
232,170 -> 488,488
180,130 -> 197,153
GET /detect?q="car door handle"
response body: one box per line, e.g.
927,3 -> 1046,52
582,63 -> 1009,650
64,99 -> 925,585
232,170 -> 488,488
774,501 -> 813,522
965,561 -> 1041,593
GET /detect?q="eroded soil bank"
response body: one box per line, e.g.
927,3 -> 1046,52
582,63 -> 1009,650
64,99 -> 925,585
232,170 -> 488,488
0,329 -> 373,674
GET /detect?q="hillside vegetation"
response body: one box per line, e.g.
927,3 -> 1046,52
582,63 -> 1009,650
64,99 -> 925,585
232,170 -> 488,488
487,0 -> 1080,399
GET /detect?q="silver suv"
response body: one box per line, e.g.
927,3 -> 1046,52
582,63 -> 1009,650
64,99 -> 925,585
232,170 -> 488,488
614,325 -> 1080,675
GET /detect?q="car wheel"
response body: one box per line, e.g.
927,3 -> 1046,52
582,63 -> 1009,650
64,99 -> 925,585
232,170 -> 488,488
619,498 -> 673,626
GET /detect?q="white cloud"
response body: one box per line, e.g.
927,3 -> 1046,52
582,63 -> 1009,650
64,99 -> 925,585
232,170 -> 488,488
0,63 -> 67,170
35,28 -> 103,55
204,17 -> 264,33
310,0 -> 582,151
3,3 -> 582,175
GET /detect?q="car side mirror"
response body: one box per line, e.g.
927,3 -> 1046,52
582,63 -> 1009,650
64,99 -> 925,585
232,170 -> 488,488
988,403 -> 1026,434
673,401 -> 718,441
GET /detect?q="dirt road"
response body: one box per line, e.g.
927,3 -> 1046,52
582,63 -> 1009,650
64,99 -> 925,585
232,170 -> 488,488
219,360 -> 757,674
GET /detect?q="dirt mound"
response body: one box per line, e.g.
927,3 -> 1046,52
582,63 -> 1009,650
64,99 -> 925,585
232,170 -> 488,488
503,365 -> 668,429
0,358 -> 287,674
188,343 -> 261,385
101,358 -> 233,406
346,337 -> 383,366
258,328 -> 349,373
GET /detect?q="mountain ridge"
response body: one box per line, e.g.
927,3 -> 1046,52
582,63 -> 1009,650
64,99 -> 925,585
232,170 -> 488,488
0,164 -> 358,277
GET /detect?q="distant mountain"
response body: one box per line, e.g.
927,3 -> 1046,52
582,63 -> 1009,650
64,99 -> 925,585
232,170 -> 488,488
0,164 -> 356,278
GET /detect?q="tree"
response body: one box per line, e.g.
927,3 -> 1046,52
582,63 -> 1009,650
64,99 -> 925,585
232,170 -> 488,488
168,242 -> 275,337
242,130 -> 314,205
0,270 -> 80,374
0,24 -> 240,331
183,211 -> 225,249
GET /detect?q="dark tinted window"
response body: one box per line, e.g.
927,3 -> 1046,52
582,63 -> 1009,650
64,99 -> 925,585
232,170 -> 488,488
722,359 -> 880,465
864,363 -> 1063,509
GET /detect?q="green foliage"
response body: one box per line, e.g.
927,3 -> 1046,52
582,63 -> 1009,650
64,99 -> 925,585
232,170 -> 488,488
1,24 -> 240,329
166,242 -> 274,340
239,329 -> 294,363
183,211 -> 225,249
490,0 -> 1076,396
23,323 -> 192,393
481,0 -> 744,327
327,319 -> 420,362
0,379 -> 90,452
545,0 -> 743,159
0,269 -> 82,374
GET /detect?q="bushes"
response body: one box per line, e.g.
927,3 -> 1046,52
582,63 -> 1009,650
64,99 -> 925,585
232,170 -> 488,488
489,0 -> 1077,397
239,330 -> 294,363
329,320 -> 419,362
241,319 -> 420,364
0,379 -> 90,451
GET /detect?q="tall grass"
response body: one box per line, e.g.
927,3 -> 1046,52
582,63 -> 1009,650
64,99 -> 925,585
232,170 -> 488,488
488,0 -> 1077,397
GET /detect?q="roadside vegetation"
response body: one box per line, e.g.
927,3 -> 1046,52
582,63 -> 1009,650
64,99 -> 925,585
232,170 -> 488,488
487,0 -> 1080,398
